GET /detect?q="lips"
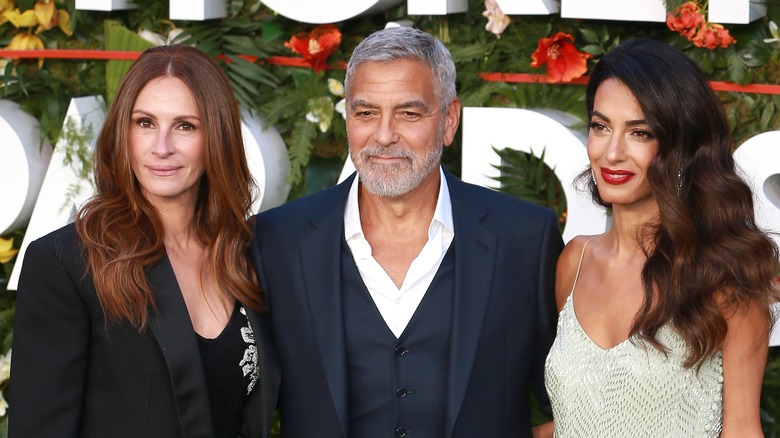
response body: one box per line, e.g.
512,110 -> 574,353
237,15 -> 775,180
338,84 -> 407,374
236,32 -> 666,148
146,165 -> 181,177
600,167 -> 635,185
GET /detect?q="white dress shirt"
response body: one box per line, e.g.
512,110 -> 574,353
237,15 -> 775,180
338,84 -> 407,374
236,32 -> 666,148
344,167 -> 455,338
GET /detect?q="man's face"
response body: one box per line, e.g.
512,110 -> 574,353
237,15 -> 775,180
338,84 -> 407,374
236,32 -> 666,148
346,59 -> 460,198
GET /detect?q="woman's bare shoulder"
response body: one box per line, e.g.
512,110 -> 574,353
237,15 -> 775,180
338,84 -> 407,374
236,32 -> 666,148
554,235 -> 599,310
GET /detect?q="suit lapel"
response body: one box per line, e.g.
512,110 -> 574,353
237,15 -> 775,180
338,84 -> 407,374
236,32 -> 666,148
443,171 -> 498,437
297,175 -> 354,436
147,255 -> 214,438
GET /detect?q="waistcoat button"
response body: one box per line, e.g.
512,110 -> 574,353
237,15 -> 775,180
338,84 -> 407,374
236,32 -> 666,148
395,427 -> 407,437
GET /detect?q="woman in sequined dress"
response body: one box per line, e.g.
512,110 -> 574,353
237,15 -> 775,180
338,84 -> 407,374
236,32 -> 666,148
542,39 -> 778,438
10,45 -> 279,438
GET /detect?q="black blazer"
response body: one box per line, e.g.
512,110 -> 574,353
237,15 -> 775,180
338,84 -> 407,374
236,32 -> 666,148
251,169 -> 563,438
9,224 -> 279,438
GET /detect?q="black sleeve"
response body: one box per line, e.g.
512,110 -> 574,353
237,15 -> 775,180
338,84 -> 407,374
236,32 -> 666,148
9,238 -> 90,438
531,208 -> 564,419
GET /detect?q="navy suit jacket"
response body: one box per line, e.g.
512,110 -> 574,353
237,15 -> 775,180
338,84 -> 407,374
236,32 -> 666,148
251,169 -> 563,438
10,224 -> 280,438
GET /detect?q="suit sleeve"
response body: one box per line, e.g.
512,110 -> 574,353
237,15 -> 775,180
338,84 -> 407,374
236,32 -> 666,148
531,209 -> 564,419
9,238 -> 90,438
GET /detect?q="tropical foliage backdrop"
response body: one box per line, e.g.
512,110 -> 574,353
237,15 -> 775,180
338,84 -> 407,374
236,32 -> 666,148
1,0 -> 780,436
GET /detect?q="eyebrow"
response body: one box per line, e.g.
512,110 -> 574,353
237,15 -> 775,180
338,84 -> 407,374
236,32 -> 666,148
131,109 -> 201,121
591,110 -> 648,127
349,99 -> 432,113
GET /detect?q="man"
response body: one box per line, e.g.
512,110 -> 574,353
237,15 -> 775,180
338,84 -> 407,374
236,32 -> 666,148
251,26 -> 563,438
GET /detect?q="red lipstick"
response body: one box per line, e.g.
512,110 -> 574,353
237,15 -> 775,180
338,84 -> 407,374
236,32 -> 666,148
600,168 -> 635,185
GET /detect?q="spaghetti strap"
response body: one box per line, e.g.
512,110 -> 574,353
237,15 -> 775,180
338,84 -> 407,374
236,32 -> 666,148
569,237 -> 596,296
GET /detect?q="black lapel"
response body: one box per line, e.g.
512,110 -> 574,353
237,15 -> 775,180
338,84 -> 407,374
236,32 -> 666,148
296,174 -> 354,436
147,255 -> 214,438
442,170 -> 498,437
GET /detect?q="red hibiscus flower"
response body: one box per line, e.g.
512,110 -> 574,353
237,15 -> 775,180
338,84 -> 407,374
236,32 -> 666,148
285,24 -> 342,72
531,32 -> 591,83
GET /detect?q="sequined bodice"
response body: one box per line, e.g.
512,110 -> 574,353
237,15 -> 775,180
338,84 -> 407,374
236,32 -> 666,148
544,239 -> 723,437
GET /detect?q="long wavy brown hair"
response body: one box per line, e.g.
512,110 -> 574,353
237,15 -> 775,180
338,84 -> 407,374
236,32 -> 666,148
581,39 -> 779,368
76,45 -> 263,329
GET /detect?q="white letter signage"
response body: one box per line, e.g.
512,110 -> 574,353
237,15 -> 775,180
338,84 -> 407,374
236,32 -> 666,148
0,100 -> 53,236
461,106 -> 607,243
260,0 -> 403,24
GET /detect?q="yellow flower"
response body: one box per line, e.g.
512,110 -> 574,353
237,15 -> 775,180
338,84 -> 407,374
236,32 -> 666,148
0,0 -> 15,25
5,33 -> 45,67
6,32 -> 44,49
0,0 -> 14,11
34,1 -> 54,30
0,237 -> 18,264
327,78 -> 344,97
32,1 -> 71,35
3,8 -> 37,28
56,9 -> 71,35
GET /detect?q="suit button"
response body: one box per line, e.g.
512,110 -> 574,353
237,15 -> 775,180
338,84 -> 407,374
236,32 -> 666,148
396,387 -> 408,398
395,346 -> 407,356
395,427 -> 407,437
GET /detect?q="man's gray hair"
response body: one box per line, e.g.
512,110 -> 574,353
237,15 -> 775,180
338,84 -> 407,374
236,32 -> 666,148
345,26 -> 457,111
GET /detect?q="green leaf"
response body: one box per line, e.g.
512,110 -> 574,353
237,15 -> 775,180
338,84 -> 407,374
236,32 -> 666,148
578,28 -> 600,44
760,103 -> 775,131
287,118 -> 317,185
103,20 -> 155,104
580,44 -> 605,56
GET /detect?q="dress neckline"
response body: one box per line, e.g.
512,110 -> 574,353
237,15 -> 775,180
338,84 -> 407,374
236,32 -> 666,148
567,237 -> 633,352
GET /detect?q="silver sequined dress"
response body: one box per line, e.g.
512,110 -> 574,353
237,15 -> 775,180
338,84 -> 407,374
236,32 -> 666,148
544,242 -> 723,437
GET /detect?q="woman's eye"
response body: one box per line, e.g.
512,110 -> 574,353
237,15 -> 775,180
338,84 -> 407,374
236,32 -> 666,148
632,129 -> 655,140
588,121 -> 607,132
135,118 -> 153,129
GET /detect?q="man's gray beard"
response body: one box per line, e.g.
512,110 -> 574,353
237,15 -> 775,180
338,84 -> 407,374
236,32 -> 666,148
351,143 -> 442,198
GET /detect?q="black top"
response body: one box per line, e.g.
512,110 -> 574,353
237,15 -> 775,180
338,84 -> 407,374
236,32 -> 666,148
196,304 -> 254,438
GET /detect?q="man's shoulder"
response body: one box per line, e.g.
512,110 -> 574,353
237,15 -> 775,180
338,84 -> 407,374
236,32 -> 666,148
451,176 -> 553,218
255,177 -> 351,228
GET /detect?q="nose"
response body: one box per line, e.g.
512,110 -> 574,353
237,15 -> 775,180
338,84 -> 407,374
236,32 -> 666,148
373,114 -> 399,146
151,129 -> 174,158
604,132 -> 626,164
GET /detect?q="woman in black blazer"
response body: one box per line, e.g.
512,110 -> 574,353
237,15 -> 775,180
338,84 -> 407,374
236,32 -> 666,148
9,45 -> 279,438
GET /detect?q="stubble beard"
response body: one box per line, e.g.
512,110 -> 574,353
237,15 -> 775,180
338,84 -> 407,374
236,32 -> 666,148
351,141 -> 443,198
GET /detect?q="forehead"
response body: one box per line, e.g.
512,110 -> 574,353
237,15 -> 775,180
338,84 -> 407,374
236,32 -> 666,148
348,59 -> 437,105
134,76 -> 197,108
593,79 -> 644,117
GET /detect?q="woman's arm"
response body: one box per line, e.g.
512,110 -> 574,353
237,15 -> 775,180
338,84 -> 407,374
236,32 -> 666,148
9,237 -> 91,438
532,421 -> 554,438
720,299 -> 770,437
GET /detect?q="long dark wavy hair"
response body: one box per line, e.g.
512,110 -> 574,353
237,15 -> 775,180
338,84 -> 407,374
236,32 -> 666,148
76,45 -> 263,329
580,38 -> 779,367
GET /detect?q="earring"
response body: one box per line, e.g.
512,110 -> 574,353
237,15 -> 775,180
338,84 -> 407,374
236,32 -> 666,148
591,169 -> 597,185
676,169 -> 683,196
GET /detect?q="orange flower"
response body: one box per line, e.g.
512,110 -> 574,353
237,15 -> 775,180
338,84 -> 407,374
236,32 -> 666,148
667,1 -> 735,50
667,2 -> 704,38
285,24 -> 342,72
530,32 -> 591,83
692,23 -> 735,49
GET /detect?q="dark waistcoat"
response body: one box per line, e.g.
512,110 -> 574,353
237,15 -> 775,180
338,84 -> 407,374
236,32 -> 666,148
341,239 -> 455,438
